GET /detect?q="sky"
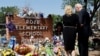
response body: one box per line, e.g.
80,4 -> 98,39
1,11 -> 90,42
0,0 -> 64,17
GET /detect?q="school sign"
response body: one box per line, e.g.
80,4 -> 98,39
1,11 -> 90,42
6,15 -> 53,43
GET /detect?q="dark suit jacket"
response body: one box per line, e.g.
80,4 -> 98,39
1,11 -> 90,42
77,9 -> 92,37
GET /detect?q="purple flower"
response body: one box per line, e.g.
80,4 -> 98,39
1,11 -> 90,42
6,21 -> 16,32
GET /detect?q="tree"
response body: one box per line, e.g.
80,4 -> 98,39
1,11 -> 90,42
62,0 -> 100,20
62,0 -> 82,8
89,0 -> 100,20
50,14 -> 62,31
51,14 -> 62,24
0,6 -> 19,23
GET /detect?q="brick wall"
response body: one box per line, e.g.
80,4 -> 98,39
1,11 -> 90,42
7,15 -> 53,44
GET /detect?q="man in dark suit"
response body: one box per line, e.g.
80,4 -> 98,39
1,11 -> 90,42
75,3 -> 91,56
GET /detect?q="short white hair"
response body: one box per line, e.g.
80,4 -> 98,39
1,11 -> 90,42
75,3 -> 83,9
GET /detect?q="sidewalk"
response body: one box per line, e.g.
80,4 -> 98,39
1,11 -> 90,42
74,45 -> 100,56
89,50 -> 100,56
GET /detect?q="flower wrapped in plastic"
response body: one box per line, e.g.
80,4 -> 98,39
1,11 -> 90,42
1,49 -> 15,56
6,21 -> 16,32
25,53 -> 33,56
14,44 -> 32,55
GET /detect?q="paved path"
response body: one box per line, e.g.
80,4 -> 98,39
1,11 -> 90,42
89,50 -> 100,56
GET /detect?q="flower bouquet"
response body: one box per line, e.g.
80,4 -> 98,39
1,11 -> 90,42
1,48 -> 15,56
14,44 -> 32,55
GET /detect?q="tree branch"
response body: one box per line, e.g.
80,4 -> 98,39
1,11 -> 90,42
96,0 -> 99,4
90,0 -> 100,20
94,0 -> 97,8
97,1 -> 100,9
84,0 -> 87,9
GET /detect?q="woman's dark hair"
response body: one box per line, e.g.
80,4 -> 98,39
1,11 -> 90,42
54,22 -> 63,35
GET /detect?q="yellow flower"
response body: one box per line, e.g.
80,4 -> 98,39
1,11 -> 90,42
1,49 -> 15,56
25,53 -> 33,56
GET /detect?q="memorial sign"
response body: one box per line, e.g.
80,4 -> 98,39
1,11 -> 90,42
7,15 -> 53,43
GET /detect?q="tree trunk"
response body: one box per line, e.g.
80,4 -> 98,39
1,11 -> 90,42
84,0 -> 87,10
90,0 -> 100,21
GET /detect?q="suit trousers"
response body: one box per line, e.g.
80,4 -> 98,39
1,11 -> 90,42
78,31 -> 89,56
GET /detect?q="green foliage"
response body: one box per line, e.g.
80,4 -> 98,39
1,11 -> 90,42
50,14 -> 62,30
0,6 -> 19,23
62,0 -> 80,8
0,12 -> 5,23
0,6 -> 19,14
